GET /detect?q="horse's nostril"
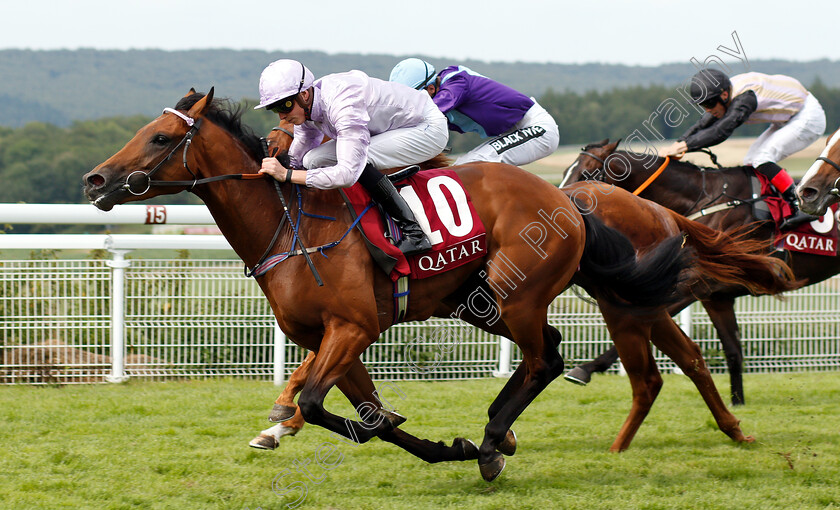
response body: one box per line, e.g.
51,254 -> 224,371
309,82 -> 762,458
799,188 -> 816,200
87,174 -> 105,188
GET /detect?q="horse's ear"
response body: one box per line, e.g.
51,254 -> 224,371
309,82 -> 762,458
599,138 -> 610,147
187,87 -> 214,118
184,88 -> 197,97
605,139 -> 621,153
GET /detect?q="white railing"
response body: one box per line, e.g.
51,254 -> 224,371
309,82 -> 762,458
0,203 -> 214,225
0,204 -> 289,384
2,204 -> 839,385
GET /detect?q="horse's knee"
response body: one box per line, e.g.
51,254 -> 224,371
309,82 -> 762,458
629,371 -> 662,405
649,373 -> 663,397
297,398 -> 322,424
545,325 -> 563,349
723,350 -> 743,371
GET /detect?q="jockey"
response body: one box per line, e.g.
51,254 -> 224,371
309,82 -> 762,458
255,59 -> 449,256
389,58 -> 559,167
659,69 -> 827,230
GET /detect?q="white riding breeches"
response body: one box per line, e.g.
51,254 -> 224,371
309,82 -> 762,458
453,100 -> 560,167
302,100 -> 449,173
743,92 -> 826,167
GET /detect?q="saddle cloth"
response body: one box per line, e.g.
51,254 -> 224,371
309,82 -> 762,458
343,168 -> 487,281
753,172 -> 840,256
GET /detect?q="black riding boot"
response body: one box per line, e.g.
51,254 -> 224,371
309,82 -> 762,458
358,164 -> 432,256
779,186 -> 819,230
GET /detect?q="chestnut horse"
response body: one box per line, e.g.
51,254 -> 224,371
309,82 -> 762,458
797,127 -> 840,216
254,125 -> 796,454
559,140 -> 828,406
83,90 -> 692,481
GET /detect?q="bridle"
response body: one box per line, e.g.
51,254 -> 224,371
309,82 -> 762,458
121,108 -> 203,196
569,147 -> 743,219
271,125 -> 294,139
107,108 -> 324,284
815,155 -> 840,196
120,108 -> 269,197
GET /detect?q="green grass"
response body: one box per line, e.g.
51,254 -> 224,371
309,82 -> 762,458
1,374 -> 840,509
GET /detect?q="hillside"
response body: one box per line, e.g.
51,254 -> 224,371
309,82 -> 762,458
2,49 -> 840,127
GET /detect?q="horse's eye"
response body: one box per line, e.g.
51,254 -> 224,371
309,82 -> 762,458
151,134 -> 170,146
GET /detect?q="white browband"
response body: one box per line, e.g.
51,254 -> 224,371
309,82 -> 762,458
162,107 -> 195,126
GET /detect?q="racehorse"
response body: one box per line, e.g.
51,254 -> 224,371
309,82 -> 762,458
559,139 -> 828,406
252,125 -> 796,454
83,89 -> 693,481
797,128 -> 840,216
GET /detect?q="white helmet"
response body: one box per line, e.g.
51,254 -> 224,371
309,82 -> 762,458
254,59 -> 315,110
389,58 -> 437,90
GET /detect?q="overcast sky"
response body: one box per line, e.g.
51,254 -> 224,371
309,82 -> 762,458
2,0 -> 836,66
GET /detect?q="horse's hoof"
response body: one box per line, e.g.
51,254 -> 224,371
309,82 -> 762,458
454,437 -> 479,460
378,409 -> 407,428
497,429 -> 517,456
563,367 -> 591,386
479,453 -> 506,482
268,404 -> 297,423
249,435 -> 279,450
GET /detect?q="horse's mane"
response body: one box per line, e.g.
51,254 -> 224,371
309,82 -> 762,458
175,93 -> 264,161
583,139 -> 749,174
420,153 -> 453,170
615,148 -> 748,174
582,140 -> 609,152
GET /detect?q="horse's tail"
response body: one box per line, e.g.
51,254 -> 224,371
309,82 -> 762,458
577,212 -> 689,308
668,212 -> 800,295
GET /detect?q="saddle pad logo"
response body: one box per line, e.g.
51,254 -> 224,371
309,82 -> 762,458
776,204 -> 839,256
399,173 -> 487,278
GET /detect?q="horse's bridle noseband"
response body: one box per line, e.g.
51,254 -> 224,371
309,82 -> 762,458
122,108 -> 203,196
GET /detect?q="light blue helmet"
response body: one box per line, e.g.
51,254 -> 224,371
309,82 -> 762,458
389,58 -> 437,90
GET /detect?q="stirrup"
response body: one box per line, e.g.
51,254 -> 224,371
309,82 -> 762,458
396,231 -> 432,256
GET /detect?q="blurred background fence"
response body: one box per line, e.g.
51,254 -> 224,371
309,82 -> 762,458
2,204 -> 839,385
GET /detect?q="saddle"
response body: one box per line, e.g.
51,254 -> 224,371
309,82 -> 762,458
749,171 -> 839,256
341,166 -> 487,280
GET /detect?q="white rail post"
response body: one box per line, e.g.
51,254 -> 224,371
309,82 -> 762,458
673,307 -> 693,375
493,336 -> 513,378
678,307 -> 692,337
273,323 -> 287,386
106,250 -> 131,383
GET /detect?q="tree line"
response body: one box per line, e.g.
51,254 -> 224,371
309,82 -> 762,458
2,81 -> 839,221
5,49 -> 840,128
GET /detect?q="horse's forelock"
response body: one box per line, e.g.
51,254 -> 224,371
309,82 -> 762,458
174,93 -> 205,111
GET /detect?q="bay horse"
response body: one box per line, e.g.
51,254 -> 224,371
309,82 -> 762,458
559,139 -> 829,406
797,128 -> 840,216
83,89 -> 693,481
254,126 -> 796,454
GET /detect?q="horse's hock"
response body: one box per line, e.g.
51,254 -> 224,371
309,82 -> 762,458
1,339 -> 170,383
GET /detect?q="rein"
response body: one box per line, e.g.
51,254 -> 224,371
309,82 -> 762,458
126,108 -> 328,284
632,157 -> 669,196
575,147 -> 753,219
122,108 -> 268,195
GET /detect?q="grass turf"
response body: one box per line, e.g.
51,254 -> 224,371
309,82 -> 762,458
1,373 -> 839,509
